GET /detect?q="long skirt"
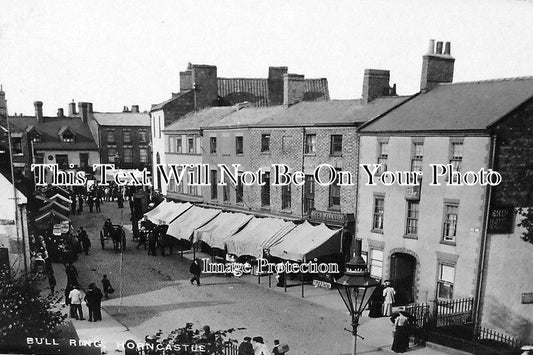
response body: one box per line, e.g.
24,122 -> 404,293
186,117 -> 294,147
383,302 -> 393,316
391,325 -> 409,353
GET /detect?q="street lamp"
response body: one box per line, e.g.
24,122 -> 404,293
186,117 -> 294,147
335,239 -> 380,355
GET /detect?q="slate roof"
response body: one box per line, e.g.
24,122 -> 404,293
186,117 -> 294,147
360,77 -> 533,133
91,112 -> 150,127
255,97 -> 408,127
205,106 -> 286,129
151,90 -> 192,111
8,116 -> 98,150
164,107 -> 236,131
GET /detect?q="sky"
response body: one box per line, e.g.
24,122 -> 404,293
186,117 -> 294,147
0,0 -> 532,116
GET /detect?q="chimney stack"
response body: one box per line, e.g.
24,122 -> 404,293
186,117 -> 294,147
268,66 -> 288,106
180,66 -> 193,92
362,69 -> 395,104
68,100 -> 77,116
420,39 -> 455,92
131,105 -> 139,113
283,73 -> 305,107
34,101 -> 43,122
79,102 -> 89,123
0,85 -> 7,119
191,64 -> 218,110
123,106 -> 129,112
57,108 -> 64,117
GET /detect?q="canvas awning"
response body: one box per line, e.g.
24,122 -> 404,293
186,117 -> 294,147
152,201 -> 192,225
193,212 -> 253,249
144,200 -> 171,222
34,209 -> 71,224
225,217 -> 297,258
166,206 -> 221,241
268,221 -> 342,262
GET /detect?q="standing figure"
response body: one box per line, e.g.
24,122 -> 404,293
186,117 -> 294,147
85,283 -> 103,322
272,340 -> 289,355
95,196 -> 101,213
77,194 -> 84,214
252,337 -> 271,355
79,227 -> 91,255
71,193 -> 77,215
88,196 -> 94,213
382,280 -> 396,317
48,274 -> 56,295
129,196 -> 135,215
391,311 -> 410,353
65,262 -> 79,286
68,285 -> 84,320
148,231 -> 157,256
101,274 -> 114,299
117,191 -> 124,209
189,258 -> 202,286
368,283 -> 384,318
238,337 -> 254,355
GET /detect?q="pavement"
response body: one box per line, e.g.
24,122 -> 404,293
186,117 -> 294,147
46,201 -> 449,355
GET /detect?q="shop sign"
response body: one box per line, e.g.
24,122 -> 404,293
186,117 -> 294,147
488,206 -> 514,234
0,219 -> 15,225
405,184 -> 421,201
309,210 -> 348,225
313,279 -> 332,289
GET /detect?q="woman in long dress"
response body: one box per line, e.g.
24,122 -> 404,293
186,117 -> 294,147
382,280 -> 396,316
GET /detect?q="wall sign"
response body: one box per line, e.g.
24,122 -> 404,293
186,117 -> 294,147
488,206 -> 514,234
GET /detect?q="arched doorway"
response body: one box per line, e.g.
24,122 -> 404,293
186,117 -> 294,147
390,252 -> 416,305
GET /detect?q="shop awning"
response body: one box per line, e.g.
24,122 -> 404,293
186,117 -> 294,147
166,206 -> 221,241
193,212 -> 253,249
152,201 -> 192,225
39,200 -> 70,214
268,221 -> 342,262
225,217 -> 297,258
34,209 -> 71,224
144,200 -> 171,222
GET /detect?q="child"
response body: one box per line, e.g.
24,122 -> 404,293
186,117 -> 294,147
101,274 -> 114,299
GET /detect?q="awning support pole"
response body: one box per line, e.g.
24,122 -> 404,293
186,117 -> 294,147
268,273 -> 271,288
284,272 -> 287,293
301,271 -> 304,298
257,260 -> 261,285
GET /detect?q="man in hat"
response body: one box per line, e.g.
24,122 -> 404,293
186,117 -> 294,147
68,285 -> 84,320
252,336 -> 271,355
238,337 -> 254,355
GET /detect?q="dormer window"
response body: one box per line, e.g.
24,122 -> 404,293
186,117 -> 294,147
31,135 -> 41,143
58,126 -> 76,143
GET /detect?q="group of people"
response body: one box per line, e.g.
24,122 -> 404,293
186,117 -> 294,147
63,262 -> 114,322
237,336 -> 289,355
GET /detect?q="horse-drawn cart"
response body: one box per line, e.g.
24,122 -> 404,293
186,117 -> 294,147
100,223 -> 126,253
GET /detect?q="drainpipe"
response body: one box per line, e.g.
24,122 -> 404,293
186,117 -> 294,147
473,134 -> 497,331
301,127 -> 305,218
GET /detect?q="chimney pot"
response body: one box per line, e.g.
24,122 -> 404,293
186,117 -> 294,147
428,39 -> 435,54
68,100 -> 77,116
436,41 -> 443,55
131,105 -> 139,113
283,73 -> 305,107
57,108 -> 64,117
444,42 -> 451,55
34,101 -> 43,122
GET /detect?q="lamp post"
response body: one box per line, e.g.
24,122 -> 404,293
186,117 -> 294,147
335,239 -> 380,355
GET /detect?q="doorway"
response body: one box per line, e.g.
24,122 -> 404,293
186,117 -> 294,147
390,252 -> 416,305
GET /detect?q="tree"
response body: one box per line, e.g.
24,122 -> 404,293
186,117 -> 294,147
0,266 -> 66,351
517,208 -> 533,244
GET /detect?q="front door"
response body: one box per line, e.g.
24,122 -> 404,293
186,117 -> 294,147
390,252 -> 416,305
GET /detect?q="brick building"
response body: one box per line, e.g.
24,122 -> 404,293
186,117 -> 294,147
87,105 -> 151,171
151,63 -> 329,191
357,40 -> 533,343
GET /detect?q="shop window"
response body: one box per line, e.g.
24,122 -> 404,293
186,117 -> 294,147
282,136 -> 291,153
261,134 -> 270,153
405,201 -> 419,236
139,148 -> 148,163
261,172 -> 270,207
304,175 -> 315,213
281,183 -> 291,210
372,196 -> 385,232
305,134 -> 316,154
442,203 -> 458,243
330,135 -> 342,156
436,263 -> 455,299
235,136 -> 243,155
369,249 -> 383,279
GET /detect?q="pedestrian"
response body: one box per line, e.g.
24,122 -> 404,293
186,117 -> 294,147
48,274 -> 56,295
79,227 -> 91,255
84,283 -> 103,322
129,196 -> 134,215
252,336 -> 271,355
148,231 -> 157,256
104,187 -> 110,201
368,283 -> 384,318
101,274 -> 114,299
391,310 -> 410,353
65,262 -> 78,286
95,196 -> 101,213
77,194 -> 84,214
88,195 -> 94,213
382,280 -> 396,317
136,228 -> 147,250
238,337 -> 254,355
189,258 -> 202,286
200,325 -> 216,353
272,340 -> 289,354
117,192 -> 124,209
68,285 -> 84,320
